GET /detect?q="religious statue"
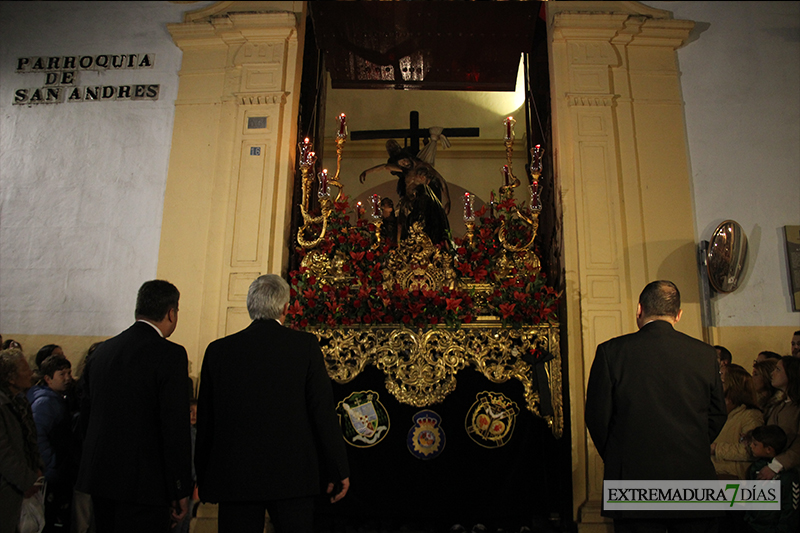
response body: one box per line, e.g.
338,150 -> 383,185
360,139 -> 451,246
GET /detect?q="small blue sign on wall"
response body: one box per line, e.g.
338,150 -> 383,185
250,146 -> 261,156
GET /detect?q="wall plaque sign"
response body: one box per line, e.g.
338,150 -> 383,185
12,53 -> 160,105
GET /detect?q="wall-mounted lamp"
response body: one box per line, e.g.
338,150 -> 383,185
698,220 -> 748,334
706,220 -> 748,293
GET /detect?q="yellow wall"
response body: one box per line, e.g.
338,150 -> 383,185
545,2 -> 701,528
1,334 -> 109,377
157,5 -> 306,374
708,326 -> 798,361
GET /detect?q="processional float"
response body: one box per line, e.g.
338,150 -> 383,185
291,113 -> 562,437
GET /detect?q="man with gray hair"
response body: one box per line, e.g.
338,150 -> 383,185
195,274 -> 350,533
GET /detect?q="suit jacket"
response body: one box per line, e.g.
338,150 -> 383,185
195,319 -> 349,503
76,321 -> 192,505
585,320 -> 726,517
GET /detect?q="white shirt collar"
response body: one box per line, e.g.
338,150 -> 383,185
137,319 -> 164,338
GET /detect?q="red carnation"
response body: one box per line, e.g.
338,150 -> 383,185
499,302 -> 516,319
445,298 -> 462,312
287,300 -> 303,317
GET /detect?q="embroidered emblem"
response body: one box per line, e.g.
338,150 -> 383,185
336,391 -> 390,447
465,391 -> 520,448
407,410 -> 445,460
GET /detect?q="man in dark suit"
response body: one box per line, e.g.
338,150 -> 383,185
195,274 -> 349,533
77,280 -> 192,533
585,280 -> 726,533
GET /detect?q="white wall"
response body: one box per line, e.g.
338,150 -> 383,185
644,1 -> 800,327
0,1 -> 213,336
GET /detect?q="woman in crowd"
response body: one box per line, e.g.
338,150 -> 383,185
711,365 -> 764,479
2,339 -> 23,352
34,344 -> 65,372
757,356 -> 800,480
752,359 -> 779,410
0,348 -> 44,533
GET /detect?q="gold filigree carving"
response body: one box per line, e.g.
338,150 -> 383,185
299,249 -> 330,278
381,222 -> 456,291
309,324 -> 563,438
299,249 -> 355,284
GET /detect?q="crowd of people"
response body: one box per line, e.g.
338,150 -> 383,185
710,342 -> 800,532
0,337 -> 197,532
1,275 -> 347,533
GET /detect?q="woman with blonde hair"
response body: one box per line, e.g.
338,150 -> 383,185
756,356 -> 800,481
710,364 -> 764,479
752,358 -> 779,410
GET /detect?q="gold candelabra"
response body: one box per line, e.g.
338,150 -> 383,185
297,115 -> 349,249
496,118 -> 541,268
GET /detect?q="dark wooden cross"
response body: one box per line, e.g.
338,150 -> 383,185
350,111 -> 479,155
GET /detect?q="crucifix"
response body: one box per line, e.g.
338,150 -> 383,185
355,111 -> 478,246
350,111 -> 479,155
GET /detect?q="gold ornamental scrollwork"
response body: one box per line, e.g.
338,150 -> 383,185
308,324 -> 563,438
381,222 -> 457,291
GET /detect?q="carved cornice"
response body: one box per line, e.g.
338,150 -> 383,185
168,11 -> 297,50
550,3 -> 695,50
181,1 -> 302,24
235,92 -> 287,106
566,93 -> 616,107
629,18 -> 695,49
548,1 -> 675,21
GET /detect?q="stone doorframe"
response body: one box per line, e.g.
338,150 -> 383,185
547,2 -> 699,530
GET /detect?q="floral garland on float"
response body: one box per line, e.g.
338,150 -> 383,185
287,114 -> 559,330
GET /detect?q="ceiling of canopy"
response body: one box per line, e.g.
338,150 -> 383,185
309,1 -> 543,91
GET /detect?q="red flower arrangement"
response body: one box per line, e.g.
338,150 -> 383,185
287,195 -> 558,329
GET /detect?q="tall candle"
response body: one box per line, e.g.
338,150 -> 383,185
318,169 -> 329,197
504,116 -> 515,141
300,137 -> 311,162
463,192 -> 473,220
370,194 -> 381,219
532,144 -> 542,173
338,113 -> 347,136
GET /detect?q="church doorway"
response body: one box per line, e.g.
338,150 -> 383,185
290,3 -> 573,531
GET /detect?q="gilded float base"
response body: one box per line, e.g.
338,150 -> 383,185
309,323 -> 563,438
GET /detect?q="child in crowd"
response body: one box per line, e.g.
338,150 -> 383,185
27,355 -> 75,532
744,425 -> 799,533
178,399 -> 198,533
